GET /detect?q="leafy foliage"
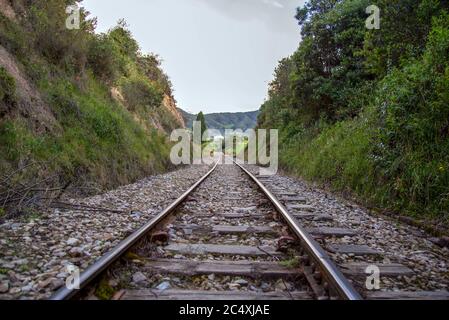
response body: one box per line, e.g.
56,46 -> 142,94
258,0 -> 449,220
0,66 -> 16,105
0,0 -> 180,200
121,77 -> 163,112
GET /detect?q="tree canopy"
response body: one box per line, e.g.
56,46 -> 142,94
257,0 -> 449,220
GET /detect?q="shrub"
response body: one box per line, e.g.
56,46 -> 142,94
26,0 -> 91,73
108,20 -> 139,60
120,77 -> 163,111
0,67 -> 16,105
0,13 -> 26,57
87,34 -> 124,83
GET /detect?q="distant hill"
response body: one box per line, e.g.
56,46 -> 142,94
179,109 -> 259,134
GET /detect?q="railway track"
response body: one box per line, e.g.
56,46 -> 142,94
51,156 -> 449,300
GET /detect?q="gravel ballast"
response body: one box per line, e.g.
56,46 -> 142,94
0,165 -> 210,300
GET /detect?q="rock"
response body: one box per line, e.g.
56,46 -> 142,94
131,211 -> 142,219
49,279 -> 64,290
57,272 -> 69,279
12,259 -> 28,266
234,279 -> 249,286
69,247 -> 83,257
102,233 -> 113,241
9,287 -> 21,295
54,252 -> 66,258
66,238 -> 80,246
228,283 -> 241,290
183,228 -> 193,235
429,237 -> 449,249
21,283 -> 33,293
109,279 -> 119,287
132,272 -> 147,284
0,281 -> 9,293
275,279 -> 293,291
11,223 -> 22,230
156,281 -> 171,291
38,278 -> 53,289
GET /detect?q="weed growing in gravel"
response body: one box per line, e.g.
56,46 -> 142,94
279,257 -> 300,269
95,278 -> 115,300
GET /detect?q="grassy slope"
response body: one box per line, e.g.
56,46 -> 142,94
0,2 -> 180,208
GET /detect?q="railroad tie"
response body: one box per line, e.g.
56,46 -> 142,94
366,290 -> 449,300
287,204 -> 315,212
327,244 -> 382,256
164,243 -> 283,257
293,213 -> 334,222
307,227 -> 357,238
120,289 -> 313,300
340,263 -> 414,277
141,259 -> 298,278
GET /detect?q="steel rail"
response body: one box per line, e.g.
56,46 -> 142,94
51,161 -> 219,300
234,162 -> 362,300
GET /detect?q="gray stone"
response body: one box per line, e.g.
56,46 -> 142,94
12,259 -> 28,266
66,238 -> 80,246
69,247 -> 83,257
21,283 -> 33,293
132,272 -> 147,284
156,281 -> 171,291
49,279 -> 64,290
0,281 -> 9,293
234,279 -> 249,286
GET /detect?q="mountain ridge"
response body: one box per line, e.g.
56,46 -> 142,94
179,108 -> 259,134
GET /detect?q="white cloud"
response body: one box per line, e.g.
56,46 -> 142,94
263,0 -> 285,9
193,0 -> 302,33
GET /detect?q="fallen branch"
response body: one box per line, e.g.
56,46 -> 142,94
0,160 -> 64,219
50,201 -> 126,214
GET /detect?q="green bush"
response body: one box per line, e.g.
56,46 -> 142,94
0,13 -> 26,57
87,34 -> 124,83
258,2 -> 449,221
120,77 -> 163,111
26,0 -> 90,72
372,11 -> 449,214
108,20 -> 139,60
0,67 -> 16,105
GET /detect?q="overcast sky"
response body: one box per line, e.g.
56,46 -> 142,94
82,0 -> 304,114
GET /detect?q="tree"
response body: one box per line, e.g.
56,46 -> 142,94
196,111 -> 207,139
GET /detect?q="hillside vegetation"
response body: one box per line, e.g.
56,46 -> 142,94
257,0 -> 449,224
181,109 -> 259,135
0,0 -> 184,216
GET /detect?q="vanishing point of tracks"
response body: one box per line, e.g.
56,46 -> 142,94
51,157 -> 449,300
